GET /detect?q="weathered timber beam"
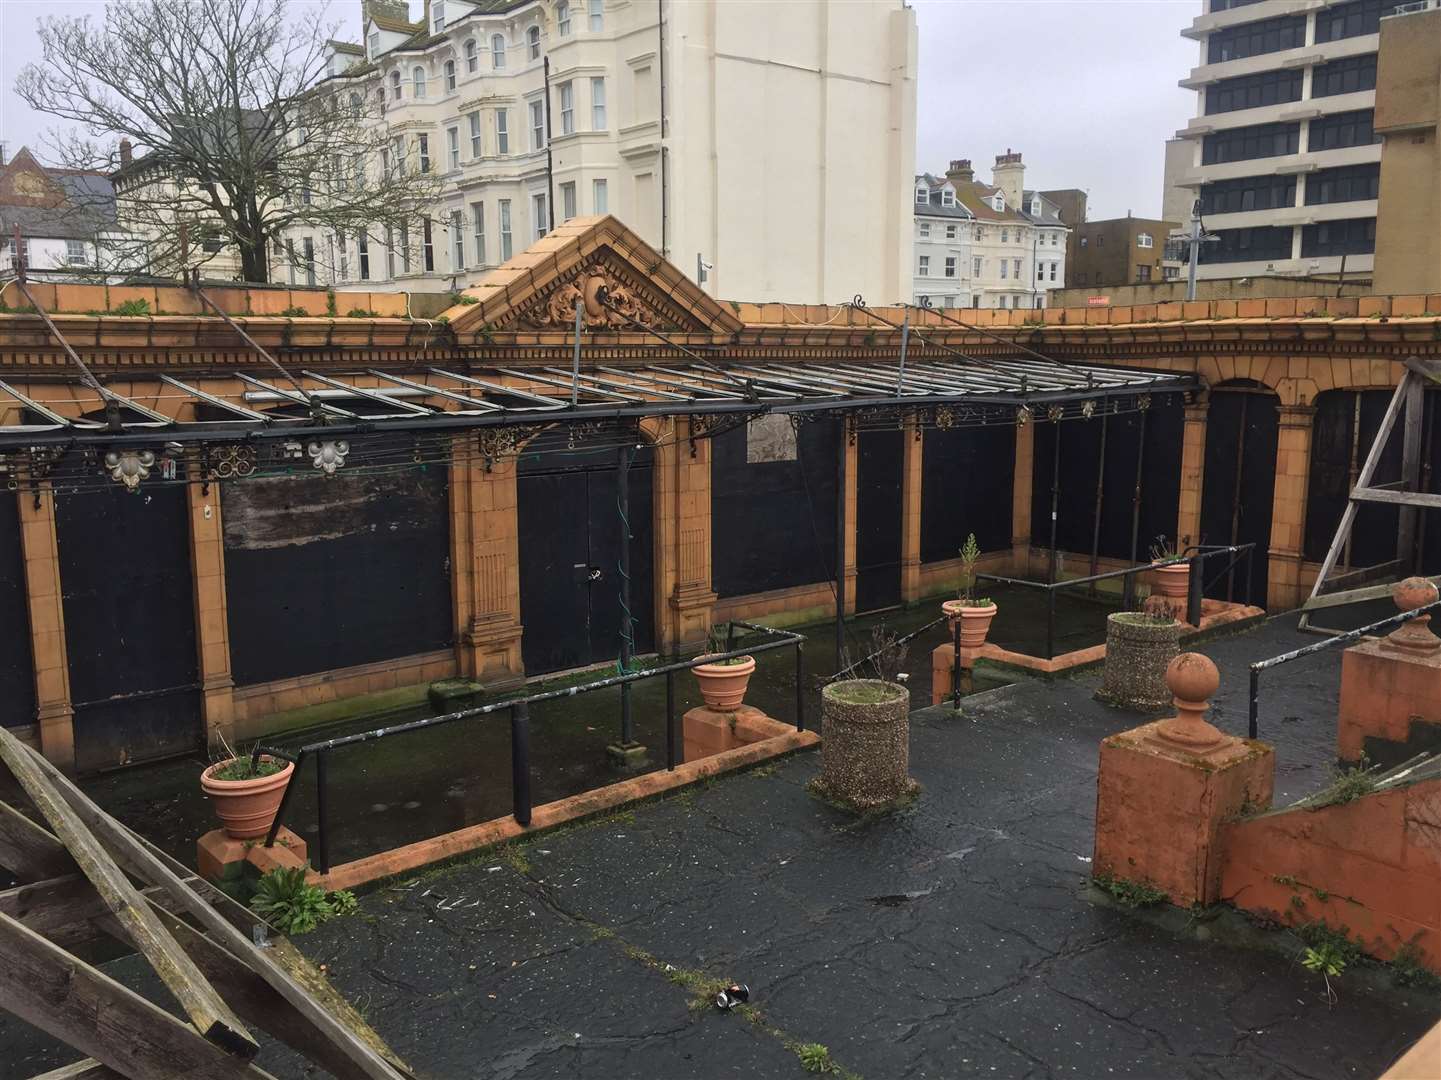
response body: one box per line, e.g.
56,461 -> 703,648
1352,487 -> 1441,508
1405,357 -> 1441,384
0,800 -> 76,882
0,727 -> 259,1060
29,1061 -> 124,1079
15,741 -> 413,1080
0,912 -> 275,1080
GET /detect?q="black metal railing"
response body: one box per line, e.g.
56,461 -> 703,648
1247,597 -> 1441,740
255,620 -> 805,874
976,543 -> 1258,660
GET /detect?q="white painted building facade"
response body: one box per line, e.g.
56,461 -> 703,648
290,0 -> 917,303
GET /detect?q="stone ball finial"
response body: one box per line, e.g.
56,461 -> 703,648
1155,652 -> 1224,751
1393,576 -> 1439,613
1166,652 -> 1219,706
1386,577 -> 1441,654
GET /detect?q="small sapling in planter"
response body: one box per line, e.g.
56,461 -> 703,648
941,533 -> 998,648
692,627 -> 756,711
814,625 -> 918,811
200,734 -> 295,840
1149,534 -> 1192,608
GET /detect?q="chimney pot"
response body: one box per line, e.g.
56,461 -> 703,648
119,139 -> 134,167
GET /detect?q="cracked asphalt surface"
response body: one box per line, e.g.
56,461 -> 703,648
2,614 -> 1437,1079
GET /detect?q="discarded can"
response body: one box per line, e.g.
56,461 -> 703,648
714,983 -> 749,1010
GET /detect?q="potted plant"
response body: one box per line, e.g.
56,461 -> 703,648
692,628 -> 756,711
1095,599 -> 1182,712
200,736 -> 295,840
1150,534 -> 1191,604
941,533 -> 998,648
814,626 -> 917,811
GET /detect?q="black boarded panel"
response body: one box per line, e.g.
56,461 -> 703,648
1101,395 -> 1187,560
0,492 -> 35,729
920,422 -> 1015,563
855,428 -> 904,613
1199,387 -> 1278,606
517,444 -> 655,674
55,483 -> 200,771
711,419 -> 840,599
223,463 -> 452,686
1304,390 -> 1404,566
1030,418 -> 1104,557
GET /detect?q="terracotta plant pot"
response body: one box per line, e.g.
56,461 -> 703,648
1152,561 -> 1190,601
201,757 -> 295,840
692,655 -> 756,711
943,600 -> 998,648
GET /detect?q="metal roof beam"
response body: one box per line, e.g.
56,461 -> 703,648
430,369 -> 568,410
490,367 -> 633,403
158,375 -> 270,421
300,371 -> 434,416
364,370 -> 503,413
235,373 -> 359,418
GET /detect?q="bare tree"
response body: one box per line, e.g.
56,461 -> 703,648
16,0 -> 444,283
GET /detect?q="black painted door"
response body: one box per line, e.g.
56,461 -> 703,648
855,429 -> 904,613
55,485 -> 200,772
0,492 -> 35,729
518,446 -> 655,675
1199,385 -> 1278,607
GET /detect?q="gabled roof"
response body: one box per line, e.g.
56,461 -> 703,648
0,147 -> 121,240
328,39 -> 365,55
443,215 -> 746,340
1020,190 -> 1066,228
951,180 -> 1030,225
913,174 -> 973,220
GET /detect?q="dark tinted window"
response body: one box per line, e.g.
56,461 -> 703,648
1315,0 -> 1388,43
1312,53 -> 1378,98
1301,217 -> 1376,257
1305,163 -> 1380,205
1202,121 -> 1300,164
1205,68 -> 1303,114
1207,15 -> 1306,63
1308,109 -> 1378,152
1200,225 -> 1295,264
1210,0 -> 1266,10
1199,174 -> 1297,215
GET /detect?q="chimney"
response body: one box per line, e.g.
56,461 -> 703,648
945,158 -> 974,186
119,139 -> 133,167
992,149 -> 1025,212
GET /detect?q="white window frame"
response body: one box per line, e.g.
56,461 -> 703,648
558,1 -> 571,35
469,111 -> 482,158
447,126 -> 460,169
368,31 -> 381,59
473,202 -> 486,265
972,257 -> 982,277
945,224 -> 957,240
389,70 -> 402,100
589,0 -> 603,32
450,209 -> 465,270
944,256 -> 956,278
492,33 -> 506,68
444,60 -> 456,91
530,99 -> 545,150
941,189 -> 955,207
593,177 -> 608,214
591,77 -> 606,130
1001,228 -> 1008,243
1137,232 -> 1154,249
432,1 -> 445,32
496,109 -> 509,154
915,187 -> 928,204
917,254 -> 930,276
65,239 -> 88,265
412,66 -> 426,98
528,25 -> 541,60
499,199 -> 513,260
561,181 -> 577,221
918,221 -> 931,239
533,192 -> 548,240
422,218 -> 435,272
465,39 -> 478,73
417,133 -> 430,173
559,81 -> 574,134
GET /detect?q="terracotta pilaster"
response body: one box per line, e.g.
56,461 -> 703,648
1267,404 -> 1315,612
452,445 -> 524,688
187,470 -> 235,750
17,485 -> 74,771
1011,418 -> 1034,573
1176,400 -> 1208,551
900,416 -> 923,603
660,418 -> 716,655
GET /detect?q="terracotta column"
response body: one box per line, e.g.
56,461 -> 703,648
452,444 -> 524,689
17,485 -> 74,771
900,416 -> 923,603
1176,399 -> 1208,551
662,418 -> 717,655
186,469 -> 235,750
1011,417 -> 1034,575
1267,404 -> 1315,612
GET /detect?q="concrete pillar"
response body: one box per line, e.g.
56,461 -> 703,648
452,446 -> 524,689
661,417 -> 716,655
901,415 -> 923,603
1176,400 -> 1208,552
186,470 -> 235,751
17,486 -> 74,772
1011,417 -> 1034,574
1267,404 -> 1315,611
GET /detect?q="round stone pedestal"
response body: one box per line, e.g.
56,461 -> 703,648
1096,613 -> 1181,712
816,680 -> 913,810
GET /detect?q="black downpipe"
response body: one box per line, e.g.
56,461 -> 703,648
1129,407 -> 1148,565
1048,420 -> 1061,584
618,442 -> 634,746
511,702 -> 532,824
1089,410 -> 1109,585
835,421 -> 848,671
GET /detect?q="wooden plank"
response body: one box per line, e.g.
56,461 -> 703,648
1399,374 -> 1426,574
0,800 -> 76,882
0,911 -> 274,1080
16,740 -> 414,1080
1405,356 -> 1441,384
0,727 -> 259,1060
0,874 -> 111,951
29,1061 -> 123,1079
1352,487 -> 1441,508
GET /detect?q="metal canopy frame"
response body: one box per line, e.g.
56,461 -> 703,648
0,356 -> 1197,450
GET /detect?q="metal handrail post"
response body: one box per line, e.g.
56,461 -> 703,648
263,748 -> 307,848
1244,543 -> 1255,607
952,618 -> 962,709
1122,567 -> 1135,612
794,642 -> 805,731
1248,666 -> 1260,740
1045,588 -> 1056,660
315,750 -> 331,875
665,670 -> 677,768
1186,553 -> 1203,626
511,701 -> 532,826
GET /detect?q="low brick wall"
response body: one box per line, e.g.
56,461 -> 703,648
1219,778 -> 1441,969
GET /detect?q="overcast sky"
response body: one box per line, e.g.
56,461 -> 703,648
0,0 -> 1201,221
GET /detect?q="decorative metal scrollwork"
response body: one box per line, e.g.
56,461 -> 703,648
1046,405 -> 1064,423
308,439 -> 350,475
208,444 -> 257,480
1015,406 -> 1032,428
935,405 -> 956,430
1081,399 -> 1096,420
1138,393 -> 1153,413
105,449 -> 155,491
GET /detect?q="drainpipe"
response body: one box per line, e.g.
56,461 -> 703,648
543,57 -> 555,232
658,0 -> 668,257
